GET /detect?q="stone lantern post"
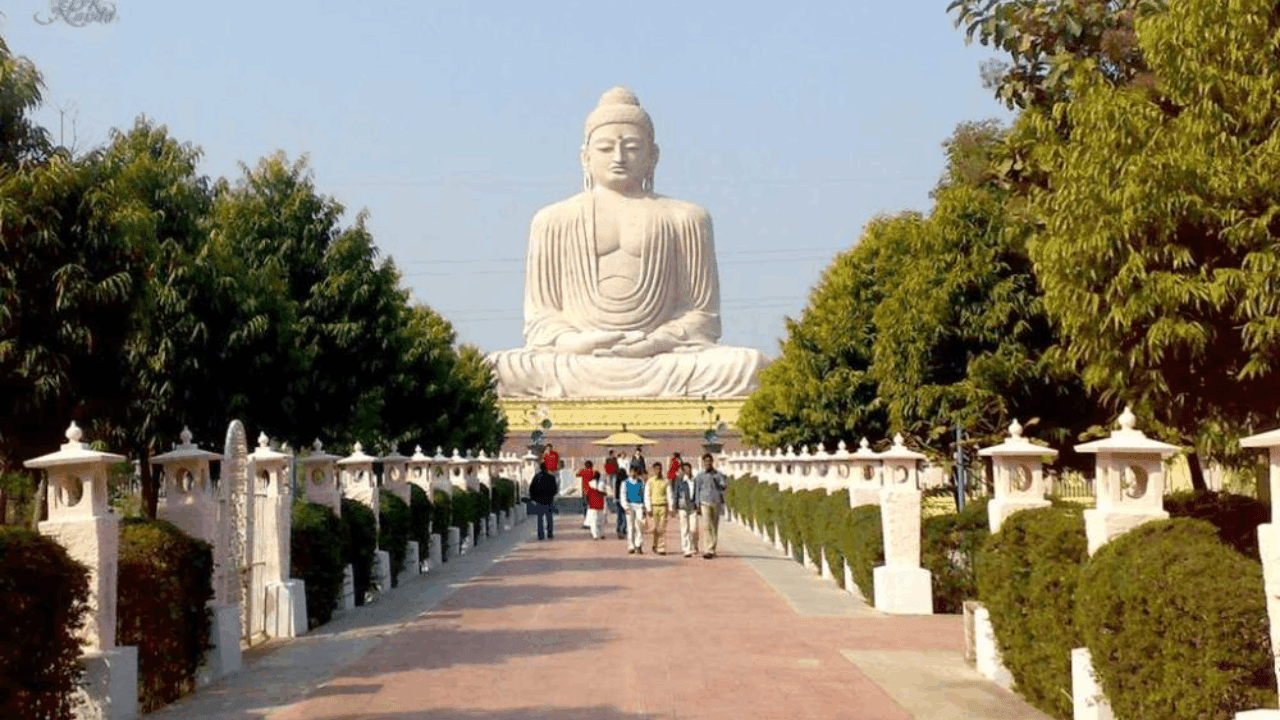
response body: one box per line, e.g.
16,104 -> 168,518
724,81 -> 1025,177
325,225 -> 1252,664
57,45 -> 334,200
152,427 -> 241,683
406,445 -> 442,571
1236,428 -> 1280,720
849,438 -> 883,508
978,420 -> 1058,533
382,448 -> 411,505
430,446 -> 451,495
1071,407 -> 1179,720
873,433 -> 933,615
1074,407 -> 1179,555
248,433 -> 306,639
338,442 -> 391,595
299,440 -> 342,516
26,421 -> 138,720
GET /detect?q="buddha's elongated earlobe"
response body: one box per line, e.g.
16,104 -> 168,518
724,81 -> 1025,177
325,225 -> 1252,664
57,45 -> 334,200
583,167 -> 593,192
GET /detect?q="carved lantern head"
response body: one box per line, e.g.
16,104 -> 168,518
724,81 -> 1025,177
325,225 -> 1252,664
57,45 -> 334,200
978,419 -> 1058,502
301,439 -> 342,513
337,441 -> 377,505
25,421 -> 125,520
151,427 -> 221,508
1241,428 -> 1280,523
878,434 -> 926,492
1074,407 -> 1179,513
249,432 -> 293,498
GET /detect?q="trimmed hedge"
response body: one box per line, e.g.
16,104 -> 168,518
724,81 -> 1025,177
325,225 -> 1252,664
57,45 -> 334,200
842,504 -> 883,603
118,518 -> 214,713
0,526 -> 91,720
975,505 -> 1087,720
1076,519 -> 1275,720
291,500 -> 346,628
477,485 -> 492,522
1165,490 -> 1268,562
341,498 -> 377,606
409,484 -> 432,552
491,477 -> 516,512
431,489 -> 452,561
921,495 -> 989,614
819,490 -> 851,588
378,492 -> 411,588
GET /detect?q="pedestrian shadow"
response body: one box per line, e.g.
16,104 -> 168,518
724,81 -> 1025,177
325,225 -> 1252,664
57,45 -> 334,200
431,582 -> 625,610
312,704 -> 667,719
331,625 -> 616,675
491,555 -> 687,576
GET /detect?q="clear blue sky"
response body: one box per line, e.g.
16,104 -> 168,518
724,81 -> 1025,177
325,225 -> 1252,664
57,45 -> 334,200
7,1 -> 1009,356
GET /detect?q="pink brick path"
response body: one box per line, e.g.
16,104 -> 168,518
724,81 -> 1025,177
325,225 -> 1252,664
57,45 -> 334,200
268,515 -> 968,720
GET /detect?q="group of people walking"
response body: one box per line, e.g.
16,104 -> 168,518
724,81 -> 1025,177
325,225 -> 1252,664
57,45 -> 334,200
580,448 -> 727,559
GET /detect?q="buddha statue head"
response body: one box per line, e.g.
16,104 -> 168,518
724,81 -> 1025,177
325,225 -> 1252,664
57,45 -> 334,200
580,87 -> 660,196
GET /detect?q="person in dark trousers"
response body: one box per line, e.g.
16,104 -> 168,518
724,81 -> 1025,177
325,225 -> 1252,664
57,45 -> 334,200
529,461 -> 559,540
613,463 -> 629,538
691,453 -> 727,558
628,446 -> 647,478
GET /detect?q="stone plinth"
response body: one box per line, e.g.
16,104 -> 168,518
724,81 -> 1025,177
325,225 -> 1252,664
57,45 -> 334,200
341,565 -> 355,611
972,604 -> 1013,689
429,534 -> 443,570
264,579 -> 306,638
404,541 -> 420,578
76,647 -> 139,720
488,513 -> 498,538
1072,647 -> 1116,720
199,604 -> 242,686
447,527 -> 461,559
373,550 -> 391,594
873,566 -> 933,615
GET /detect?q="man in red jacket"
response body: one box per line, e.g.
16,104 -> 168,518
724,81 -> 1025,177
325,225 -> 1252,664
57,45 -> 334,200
542,444 -> 561,473
667,452 -> 682,480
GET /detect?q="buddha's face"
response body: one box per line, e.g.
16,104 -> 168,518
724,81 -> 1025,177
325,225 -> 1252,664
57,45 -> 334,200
582,122 -> 658,194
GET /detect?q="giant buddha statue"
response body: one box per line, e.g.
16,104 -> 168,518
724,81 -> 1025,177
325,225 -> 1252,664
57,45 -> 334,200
487,87 -> 768,398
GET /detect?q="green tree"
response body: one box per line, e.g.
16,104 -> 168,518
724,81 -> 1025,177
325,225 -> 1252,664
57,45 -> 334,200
0,37 -> 50,168
1016,0 -> 1280,470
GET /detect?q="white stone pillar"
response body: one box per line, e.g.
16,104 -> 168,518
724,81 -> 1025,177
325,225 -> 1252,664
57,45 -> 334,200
152,428 -> 241,684
1071,407 -> 1179,720
873,434 -> 933,615
249,434 -> 306,639
978,420 -> 1058,533
26,422 -> 138,720
1236,428 -> 1280,720
338,442 -> 389,595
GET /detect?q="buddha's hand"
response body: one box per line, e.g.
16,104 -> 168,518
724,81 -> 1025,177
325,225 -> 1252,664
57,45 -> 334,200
593,331 -> 681,358
553,329 -> 627,354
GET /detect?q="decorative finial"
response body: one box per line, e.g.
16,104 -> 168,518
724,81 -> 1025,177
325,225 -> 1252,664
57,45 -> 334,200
436,446 -> 443,456
859,438 -> 870,451
838,440 -> 848,452
314,438 -> 323,452
1009,419 -> 1023,439
353,441 -> 363,454
893,433 -> 905,447
66,421 -> 83,443
180,426 -> 193,446
415,444 -> 423,455
1118,406 -> 1137,431
258,432 -> 270,448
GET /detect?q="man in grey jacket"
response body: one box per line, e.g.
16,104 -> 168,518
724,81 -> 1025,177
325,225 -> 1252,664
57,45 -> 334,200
691,453 -> 727,559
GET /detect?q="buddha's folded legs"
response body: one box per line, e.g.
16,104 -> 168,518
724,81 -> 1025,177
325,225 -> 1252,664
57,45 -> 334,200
487,346 -> 766,398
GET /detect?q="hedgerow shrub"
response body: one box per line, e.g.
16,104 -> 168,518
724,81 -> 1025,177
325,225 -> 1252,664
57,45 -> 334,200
0,526 -> 90,720
477,485 -> 492,521
1076,519 -> 1275,720
921,495 -> 989,614
118,518 -> 214,712
778,489 -> 801,562
291,501 -> 345,628
820,490 -> 851,588
378,492 -> 410,588
409,484 -> 432,553
491,478 -> 516,512
797,489 -> 825,568
340,498 -> 377,605
1165,490 -> 1268,561
753,481 -> 779,542
975,505 -> 1087,720
451,489 -> 478,530
840,504 -> 883,603
432,489 -> 452,561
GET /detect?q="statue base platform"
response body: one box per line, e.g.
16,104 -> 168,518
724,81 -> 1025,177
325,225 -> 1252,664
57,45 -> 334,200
75,646 -> 138,720
499,396 -> 747,458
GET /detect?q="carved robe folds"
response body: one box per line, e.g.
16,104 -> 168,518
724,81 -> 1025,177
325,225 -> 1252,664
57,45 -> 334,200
487,193 -> 766,398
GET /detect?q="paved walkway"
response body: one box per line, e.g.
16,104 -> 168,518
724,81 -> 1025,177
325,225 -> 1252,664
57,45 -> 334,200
151,509 -> 1051,720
